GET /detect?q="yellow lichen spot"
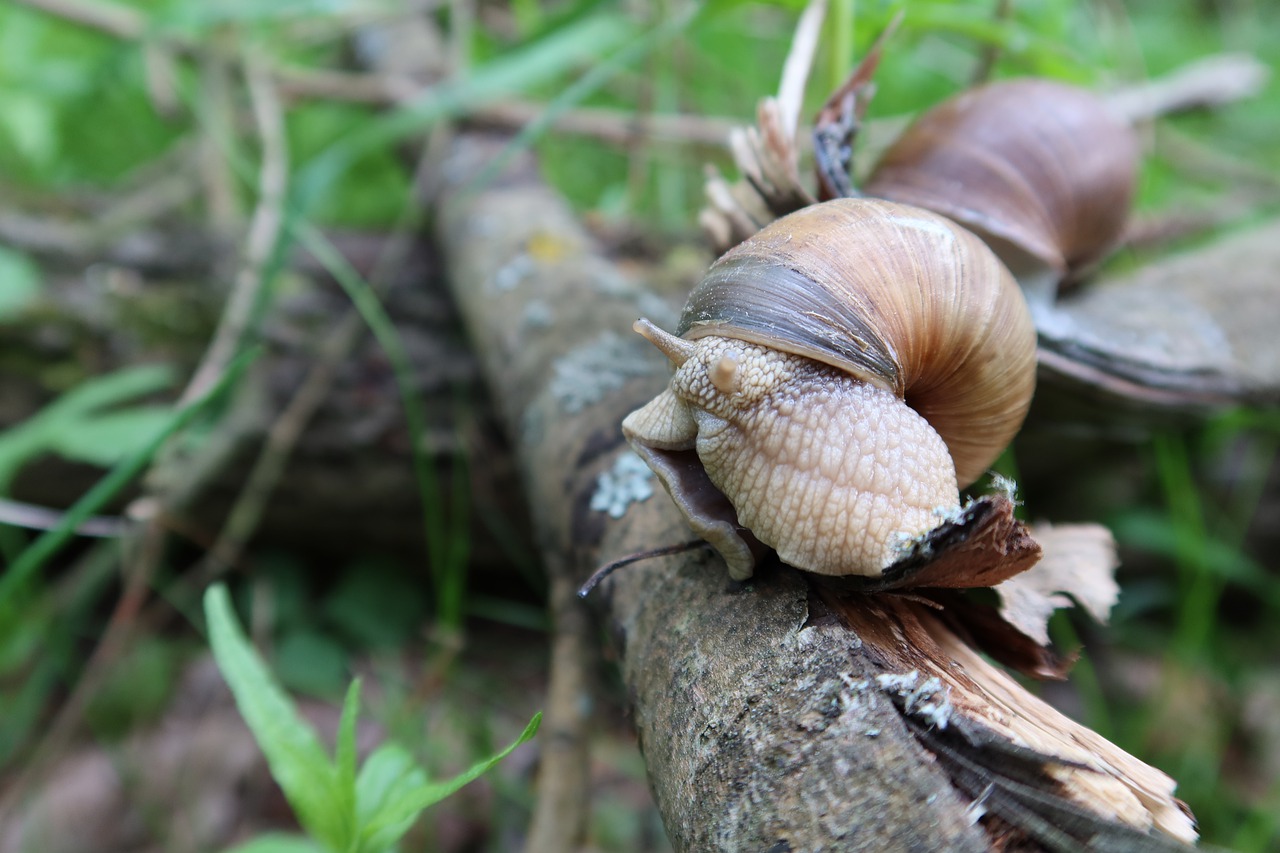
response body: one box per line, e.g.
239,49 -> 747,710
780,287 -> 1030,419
526,231 -> 575,263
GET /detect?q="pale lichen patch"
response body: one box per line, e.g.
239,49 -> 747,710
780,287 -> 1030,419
492,252 -> 536,292
589,451 -> 656,519
989,472 -> 1020,503
522,299 -> 553,330
550,331 -> 661,413
875,670 -> 954,730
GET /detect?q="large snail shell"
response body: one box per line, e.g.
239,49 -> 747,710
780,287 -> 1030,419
863,79 -> 1139,282
624,198 -> 1038,580
678,197 -> 1036,487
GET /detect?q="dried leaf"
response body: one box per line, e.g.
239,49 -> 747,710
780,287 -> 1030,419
995,523 -> 1119,646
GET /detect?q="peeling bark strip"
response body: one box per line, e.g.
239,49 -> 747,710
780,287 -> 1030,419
429,136 -> 1195,850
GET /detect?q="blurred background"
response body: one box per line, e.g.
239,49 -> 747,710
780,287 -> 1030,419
0,0 -> 1277,850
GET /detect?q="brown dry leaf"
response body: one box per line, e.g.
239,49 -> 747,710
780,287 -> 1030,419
1038,218 -> 1280,406
702,98 -> 815,253
698,0 -> 822,253
994,522 -> 1120,646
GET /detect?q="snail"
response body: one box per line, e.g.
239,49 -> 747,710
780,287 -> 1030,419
818,77 -> 1141,292
623,197 -> 1037,581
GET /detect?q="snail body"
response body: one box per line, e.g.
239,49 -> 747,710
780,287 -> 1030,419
860,79 -> 1140,285
624,198 -> 1037,580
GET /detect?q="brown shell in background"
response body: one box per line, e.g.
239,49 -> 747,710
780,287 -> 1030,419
677,197 -> 1038,487
864,79 -> 1140,282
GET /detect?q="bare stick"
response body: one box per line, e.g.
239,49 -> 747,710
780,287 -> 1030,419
13,0 -> 149,41
776,0 -> 828,137
0,498 -> 126,538
181,53 -> 287,405
970,0 -> 1014,85
1107,52 -> 1270,124
196,50 -> 243,231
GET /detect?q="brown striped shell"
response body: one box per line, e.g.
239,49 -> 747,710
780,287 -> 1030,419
863,79 -> 1139,283
678,197 -> 1036,487
623,198 -> 1037,579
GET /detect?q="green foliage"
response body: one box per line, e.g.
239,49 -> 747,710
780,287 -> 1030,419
320,564 -> 428,651
0,350 -> 253,616
0,363 -> 175,490
85,635 -> 185,740
0,248 -> 41,319
293,8 -> 650,214
242,554 -> 431,698
0,3 -> 180,185
204,584 -> 541,853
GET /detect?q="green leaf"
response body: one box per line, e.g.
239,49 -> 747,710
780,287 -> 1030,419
335,678 -> 361,824
0,91 -> 57,167
222,833 -> 325,853
274,628 -> 349,697
0,247 -> 41,319
0,352 -> 251,608
353,743 -> 428,853
204,585 -> 354,852
47,405 -> 174,467
43,364 -> 177,420
0,364 -> 176,488
357,713 -> 542,848
321,565 -> 425,649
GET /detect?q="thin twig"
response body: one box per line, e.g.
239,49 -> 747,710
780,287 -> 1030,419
197,48 -> 243,231
143,42 -> 183,117
970,0 -> 1014,86
186,136 -> 442,593
0,501 -> 164,824
776,0 -> 827,137
182,53 -> 288,405
190,311 -> 364,582
526,563 -> 596,853
19,0 -> 738,153
273,64 -> 421,104
13,0 -> 150,41
0,498 -> 126,538
0,171 -> 199,259
471,102 -> 737,148
97,170 -> 201,237
1106,52 -> 1270,124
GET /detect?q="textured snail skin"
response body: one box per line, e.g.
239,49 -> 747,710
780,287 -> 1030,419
863,79 -> 1139,283
623,198 -> 1037,580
